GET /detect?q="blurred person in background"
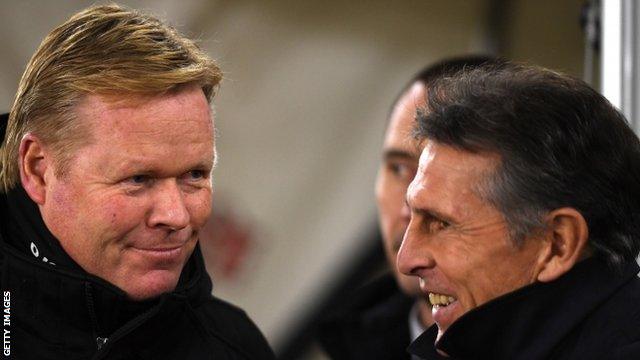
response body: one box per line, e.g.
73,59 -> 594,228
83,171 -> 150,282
400,62 -> 640,359
317,56 -> 494,360
0,4 -> 274,359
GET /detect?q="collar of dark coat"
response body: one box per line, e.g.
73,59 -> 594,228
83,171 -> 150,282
408,257 -> 640,360
318,274 -> 416,359
3,182 -> 84,270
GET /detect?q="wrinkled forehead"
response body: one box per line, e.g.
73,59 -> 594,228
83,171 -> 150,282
417,142 -> 500,187
76,87 -> 214,134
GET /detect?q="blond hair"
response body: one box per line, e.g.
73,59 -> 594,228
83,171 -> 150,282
0,3 -> 222,192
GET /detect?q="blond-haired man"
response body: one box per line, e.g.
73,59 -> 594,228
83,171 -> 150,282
0,5 -> 273,359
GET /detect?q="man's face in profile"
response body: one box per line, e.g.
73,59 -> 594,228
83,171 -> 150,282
38,85 -> 215,300
398,143 -> 546,342
375,82 -> 424,296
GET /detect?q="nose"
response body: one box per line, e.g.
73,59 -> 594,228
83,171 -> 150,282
397,218 -> 435,276
147,179 -> 190,231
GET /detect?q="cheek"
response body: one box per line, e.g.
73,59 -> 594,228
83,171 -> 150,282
377,201 -> 397,251
450,247 -> 529,306
437,242 -> 491,299
377,188 -> 404,224
374,172 -> 388,209
187,192 -> 212,228
48,179 -> 83,216
46,179 -> 92,229
497,249 -> 540,288
97,196 -> 148,235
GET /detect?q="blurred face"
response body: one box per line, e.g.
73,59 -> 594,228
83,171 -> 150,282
397,143 -> 546,342
39,85 -> 215,300
375,82 -> 424,296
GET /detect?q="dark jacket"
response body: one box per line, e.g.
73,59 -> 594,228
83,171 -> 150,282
0,114 -> 275,359
317,274 -> 416,360
409,257 -> 640,360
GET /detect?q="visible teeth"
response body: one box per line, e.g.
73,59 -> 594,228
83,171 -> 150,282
428,292 -> 456,306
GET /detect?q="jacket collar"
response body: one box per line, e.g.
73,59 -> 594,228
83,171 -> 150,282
318,274 -> 416,359
409,257 -> 640,359
3,184 -> 82,270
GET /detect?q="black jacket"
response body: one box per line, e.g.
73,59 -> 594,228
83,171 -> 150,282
0,114 -> 275,359
317,274 -> 416,360
409,257 -> 640,360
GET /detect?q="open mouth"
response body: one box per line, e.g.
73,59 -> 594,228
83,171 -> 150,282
428,292 -> 457,308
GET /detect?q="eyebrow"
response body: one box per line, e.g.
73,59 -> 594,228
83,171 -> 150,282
382,149 -> 418,161
412,206 -> 457,226
118,157 -> 216,175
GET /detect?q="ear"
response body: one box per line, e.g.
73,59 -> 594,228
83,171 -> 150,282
536,208 -> 589,283
19,133 -> 50,205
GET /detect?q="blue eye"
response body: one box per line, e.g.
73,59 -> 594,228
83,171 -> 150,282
129,175 -> 150,184
187,170 -> 207,180
188,170 -> 205,180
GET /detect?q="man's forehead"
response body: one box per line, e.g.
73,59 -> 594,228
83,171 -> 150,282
79,88 -> 209,113
390,82 -> 427,122
384,83 -> 427,155
71,87 -> 215,162
76,89 -> 212,128
417,142 -> 499,181
409,143 -> 499,217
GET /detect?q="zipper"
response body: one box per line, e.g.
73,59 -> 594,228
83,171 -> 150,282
96,337 -> 108,350
84,283 -> 105,350
91,296 -> 164,360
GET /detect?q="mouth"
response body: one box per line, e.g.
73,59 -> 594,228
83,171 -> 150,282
130,244 -> 185,262
427,290 -> 462,338
428,292 -> 457,308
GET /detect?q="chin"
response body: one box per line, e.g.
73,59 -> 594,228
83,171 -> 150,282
122,270 -> 181,301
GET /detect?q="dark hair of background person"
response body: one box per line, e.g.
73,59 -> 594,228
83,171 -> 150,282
390,55 -> 503,115
415,62 -> 640,270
